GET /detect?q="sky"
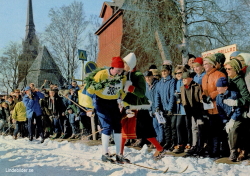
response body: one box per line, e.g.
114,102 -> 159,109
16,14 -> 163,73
0,0 -> 109,54
1,135 -> 250,176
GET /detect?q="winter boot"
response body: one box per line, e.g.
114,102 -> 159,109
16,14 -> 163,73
172,145 -> 184,153
101,153 -> 115,163
184,144 -> 191,153
133,139 -> 143,148
116,154 -> 130,164
13,135 -> 17,140
29,136 -> 33,141
168,143 -> 176,152
52,133 -> 61,139
153,149 -> 167,160
187,146 -> 197,155
69,134 -> 76,139
41,138 -> 45,143
237,149 -> 246,162
229,149 -> 238,161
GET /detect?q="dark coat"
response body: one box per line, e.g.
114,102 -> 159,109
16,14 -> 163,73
216,90 -> 242,121
180,81 -> 203,115
228,75 -> 250,107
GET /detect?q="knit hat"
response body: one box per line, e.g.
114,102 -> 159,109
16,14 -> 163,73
188,54 -> 196,59
203,54 -> 217,66
163,60 -> 172,65
237,53 -> 250,66
150,69 -> 160,76
24,86 -> 31,91
182,72 -> 192,79
216,77 -> 228,87
161,64 -> 172,71
193,57 -> 203,65
123,53 -> 137,71
215,53 -> 226,64
149,65 -> 157,70
143,71 -> 153,77
111,56 -> 124,68
230,51 -> 241,57
230,58 -> 242,73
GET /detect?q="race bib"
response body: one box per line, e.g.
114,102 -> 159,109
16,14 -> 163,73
102,82 -> 122,96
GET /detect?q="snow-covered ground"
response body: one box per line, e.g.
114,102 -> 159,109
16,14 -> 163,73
0,135 -> 250,176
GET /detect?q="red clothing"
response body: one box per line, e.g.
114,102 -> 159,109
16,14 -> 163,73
202,68 -> 226,114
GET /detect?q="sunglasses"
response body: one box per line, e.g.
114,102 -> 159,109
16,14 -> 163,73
175,72 -> 183,75
225,68 -> 233,71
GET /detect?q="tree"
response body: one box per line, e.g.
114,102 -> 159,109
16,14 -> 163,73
180,0 -> 250,61
0,42 -> 22,92
121,0 -> 183,70
121,0 -> 250,67
43,1 -> 89,82
84,15 -> 101,62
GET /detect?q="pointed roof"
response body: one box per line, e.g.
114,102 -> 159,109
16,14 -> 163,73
19,46 -> 66,88
29,46 -> 60,71
100,0 -> 125,18
25,0 -> 36,40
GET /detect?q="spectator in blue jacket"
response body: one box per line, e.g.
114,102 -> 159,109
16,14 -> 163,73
22,86 -> 45,143
155,63 -> 176,150
144,70 -> 163,146
216,77 -> 243,161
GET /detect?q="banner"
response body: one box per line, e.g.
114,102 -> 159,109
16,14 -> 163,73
201,44 -> 237,62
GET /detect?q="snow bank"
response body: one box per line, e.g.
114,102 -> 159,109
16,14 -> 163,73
0,136 -> 250,176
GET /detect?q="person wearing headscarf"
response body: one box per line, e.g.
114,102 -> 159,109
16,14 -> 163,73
224,58 -> 250,161
202,54 -> 226,158
120,53 -> 165,161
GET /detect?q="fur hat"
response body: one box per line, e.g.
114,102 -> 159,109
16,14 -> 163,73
188,54 -> 196,59
216,77 -> 228,87
204,54 -> 217,66
230,58 -> 242,73
149,65 -> 157,70
111,57 -> 124,68
215,53 -> 226,64
193,57 -> 203,66
123,53 -> 137,71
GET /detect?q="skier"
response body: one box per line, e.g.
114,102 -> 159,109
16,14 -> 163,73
86,56 -> 127,163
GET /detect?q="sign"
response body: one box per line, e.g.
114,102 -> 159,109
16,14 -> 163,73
84,61 -> 97,74
78,49 -> 87,61
201,44 -> 237,62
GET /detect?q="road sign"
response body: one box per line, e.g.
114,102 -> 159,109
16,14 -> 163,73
84,61 -> 97,74
78,49 -> 87,61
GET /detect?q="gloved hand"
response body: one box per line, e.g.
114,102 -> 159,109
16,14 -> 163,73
86,109 -> 93,117
149,111 -> 153,117
155,108 -> 160,114
223,99 -> 238,106
124,80 -> 133,92
202,95 -> 212,103
174,92 -> 181,104
167,111 -> 173,116
225,119 -> 235,133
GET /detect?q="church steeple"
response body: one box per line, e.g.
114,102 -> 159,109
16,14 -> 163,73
25,0 -> 35,41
